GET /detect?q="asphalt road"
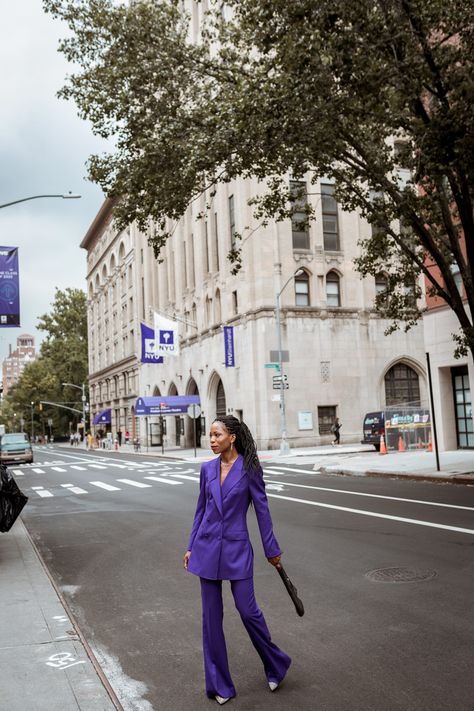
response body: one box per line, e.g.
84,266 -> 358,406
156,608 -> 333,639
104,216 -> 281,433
16,445 -> 474,711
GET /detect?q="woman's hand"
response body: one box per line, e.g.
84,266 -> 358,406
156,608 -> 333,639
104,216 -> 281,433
267,555 -> 281,567
183,550 -> 191,570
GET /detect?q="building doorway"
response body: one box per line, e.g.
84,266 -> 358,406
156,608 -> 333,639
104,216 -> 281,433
216,379 -> 226,419
451,365 -> 474,448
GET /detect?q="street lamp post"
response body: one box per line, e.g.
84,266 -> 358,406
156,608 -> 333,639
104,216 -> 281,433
30,401 -> 34,441
62,382 -> 88,437
275,269 -> 304,455
0,193 -> 81,210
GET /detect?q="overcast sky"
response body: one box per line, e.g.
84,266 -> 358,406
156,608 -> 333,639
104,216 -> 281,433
0,0 -> 105,363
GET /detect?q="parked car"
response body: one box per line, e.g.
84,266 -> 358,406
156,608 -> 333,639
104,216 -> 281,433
361,411 -> 385,451
0,432 -> 34,464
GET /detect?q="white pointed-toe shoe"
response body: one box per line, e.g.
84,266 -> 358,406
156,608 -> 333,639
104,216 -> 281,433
215,695 -> 230,705
268,681 -> 279,692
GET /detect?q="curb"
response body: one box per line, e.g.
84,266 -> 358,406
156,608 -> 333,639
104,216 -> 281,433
317,467 -> 474,485
21,520 -> 125,711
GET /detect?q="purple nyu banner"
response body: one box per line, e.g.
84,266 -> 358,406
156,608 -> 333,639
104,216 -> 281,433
140,322 -> 164,364
224,325 -> 235,367
0,247 -> 20,327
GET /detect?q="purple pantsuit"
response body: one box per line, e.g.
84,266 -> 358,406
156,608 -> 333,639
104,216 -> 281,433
187,455 -> 291,699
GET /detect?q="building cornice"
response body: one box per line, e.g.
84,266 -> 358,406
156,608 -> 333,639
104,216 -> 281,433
80,197 -> 118,251
88,354 -> 139,382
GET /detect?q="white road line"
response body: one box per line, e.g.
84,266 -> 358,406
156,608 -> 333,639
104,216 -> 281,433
264,466 -> 316,475
71,466 -> 87,471
90,481 -> 121,491
263,479 -> 474,512
170,474 -> 200,482
267,493 -> 474,536
31,486 -> 44,490
12,469 -> 24,475
144,476 -> 182,486
89,464 -> 107,469
61,484 -> 87,494
102,462 -> 127,469
32,468 -> 45,474
51,467 -> 67,472
36,489 -> 54,498
117,478 -> 152,488
61,484 -> 74,488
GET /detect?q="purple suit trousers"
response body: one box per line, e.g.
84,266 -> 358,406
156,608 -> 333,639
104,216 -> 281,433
187,455 -> 291,698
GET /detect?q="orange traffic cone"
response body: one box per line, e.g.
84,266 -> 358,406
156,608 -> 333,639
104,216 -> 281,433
427,434 -> 433,452
398,435 -> 405,453
379,434 -> 387,455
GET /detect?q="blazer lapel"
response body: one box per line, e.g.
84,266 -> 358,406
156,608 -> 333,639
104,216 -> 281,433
209,457 -> 223,517
221,454 -> 244,501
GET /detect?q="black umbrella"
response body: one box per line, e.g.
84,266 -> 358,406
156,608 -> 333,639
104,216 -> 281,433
276,563 -> 305,617
0,465 -> 28,533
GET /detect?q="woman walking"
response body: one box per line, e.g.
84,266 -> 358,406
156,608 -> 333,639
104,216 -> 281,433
183,416 -> 291,705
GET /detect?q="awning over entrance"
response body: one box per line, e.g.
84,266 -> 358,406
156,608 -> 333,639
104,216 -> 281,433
92,408 -> 112,425
135,396 -> 200,416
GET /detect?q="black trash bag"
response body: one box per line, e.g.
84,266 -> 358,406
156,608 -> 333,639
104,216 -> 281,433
0,464 -> 28,532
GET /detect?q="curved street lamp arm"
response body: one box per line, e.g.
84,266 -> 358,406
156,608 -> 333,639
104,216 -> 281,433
0,194 -> 81,209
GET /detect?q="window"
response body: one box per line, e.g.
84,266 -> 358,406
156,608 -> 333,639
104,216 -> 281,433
450,264 -> 463,295
141,277 -> 145,319
214,212 -> 220,272
295,271 -> 310,306
318,406 -> 336,435
375,274 -> 388,296
321,184 -> 340,251
204,221 -> 210,273
290,180 -> 309,250
229,195 -> 236,249
216,379 -> 226,419
384,363 -> 420,406
183,240 -> 187,287
232,290 -> 238,315
190,233 -> 195,287
326,271 -> 340,307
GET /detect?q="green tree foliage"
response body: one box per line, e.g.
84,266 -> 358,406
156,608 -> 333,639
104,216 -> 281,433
44,0 -> 474,355
0,288 -> 88,437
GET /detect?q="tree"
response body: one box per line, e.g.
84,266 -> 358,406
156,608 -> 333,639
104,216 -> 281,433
0,288 -> 88,436
44,0 -> 474,356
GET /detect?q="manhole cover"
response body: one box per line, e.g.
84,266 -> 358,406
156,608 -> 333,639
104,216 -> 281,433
365,567 -> 437,583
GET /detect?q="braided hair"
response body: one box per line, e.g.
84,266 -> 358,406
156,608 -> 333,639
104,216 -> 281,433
213,415 -> 262,478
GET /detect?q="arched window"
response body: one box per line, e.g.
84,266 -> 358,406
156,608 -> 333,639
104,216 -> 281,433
118,242 -> 126,263
205,297 -> 212,326
326,271 -> 341,307
295,271 -> 310,306
191,303 -> 197,331
385,363 -> 420,406
216,379 -> 226,419
215,289 -> 222,324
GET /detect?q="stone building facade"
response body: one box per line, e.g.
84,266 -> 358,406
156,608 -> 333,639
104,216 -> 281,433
82,171 -> 427,450
1,334 -> 36,397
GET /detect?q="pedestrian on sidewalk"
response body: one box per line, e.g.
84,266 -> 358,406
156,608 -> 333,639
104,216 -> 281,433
183,415 -> 291,705
332,417 -> 341,446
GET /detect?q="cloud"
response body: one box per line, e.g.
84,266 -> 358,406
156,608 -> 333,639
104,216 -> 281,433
0,0 -> 106,361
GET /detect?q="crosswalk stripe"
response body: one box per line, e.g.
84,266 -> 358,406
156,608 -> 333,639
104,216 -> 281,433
117,478 -> 152,488
89,464 -> 107,469
36,489 -> 54,498
12,469 -> 24,475
170,474 -> 200,482
90,481 -> 121,491
264,466 -> 316,475
101,462 -> 127,469
51,467 -> 67,472
32,468 -> 45,474
71,465 -> 86,471
144,476 -> 182,486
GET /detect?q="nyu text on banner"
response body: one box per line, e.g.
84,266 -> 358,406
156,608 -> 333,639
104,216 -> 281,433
140,323 -> 164,364
153,312 -> 180,357
223,325 -> 235,367
0,247 -> 20,327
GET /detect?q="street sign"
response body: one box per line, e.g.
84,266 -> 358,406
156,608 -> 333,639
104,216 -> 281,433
273,382 -> 289,390
272,374 -> 288,383
187,404 -> 202,418
264,363 -> 281,370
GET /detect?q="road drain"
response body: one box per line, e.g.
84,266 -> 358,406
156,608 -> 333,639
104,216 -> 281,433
365,567 -> 437,583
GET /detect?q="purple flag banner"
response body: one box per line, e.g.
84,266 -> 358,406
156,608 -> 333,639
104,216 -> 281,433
224,325 -> 235,367
140,322 -> 164,364
0,247 -> 20,327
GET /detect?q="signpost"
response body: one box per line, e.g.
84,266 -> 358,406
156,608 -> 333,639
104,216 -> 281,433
272,374 -> 289,390
187,403 -> 202,458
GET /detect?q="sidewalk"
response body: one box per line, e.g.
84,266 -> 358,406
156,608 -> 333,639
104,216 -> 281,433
0,519 -> 120,711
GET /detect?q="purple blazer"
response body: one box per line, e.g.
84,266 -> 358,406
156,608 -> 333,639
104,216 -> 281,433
186,454 -> 281,580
